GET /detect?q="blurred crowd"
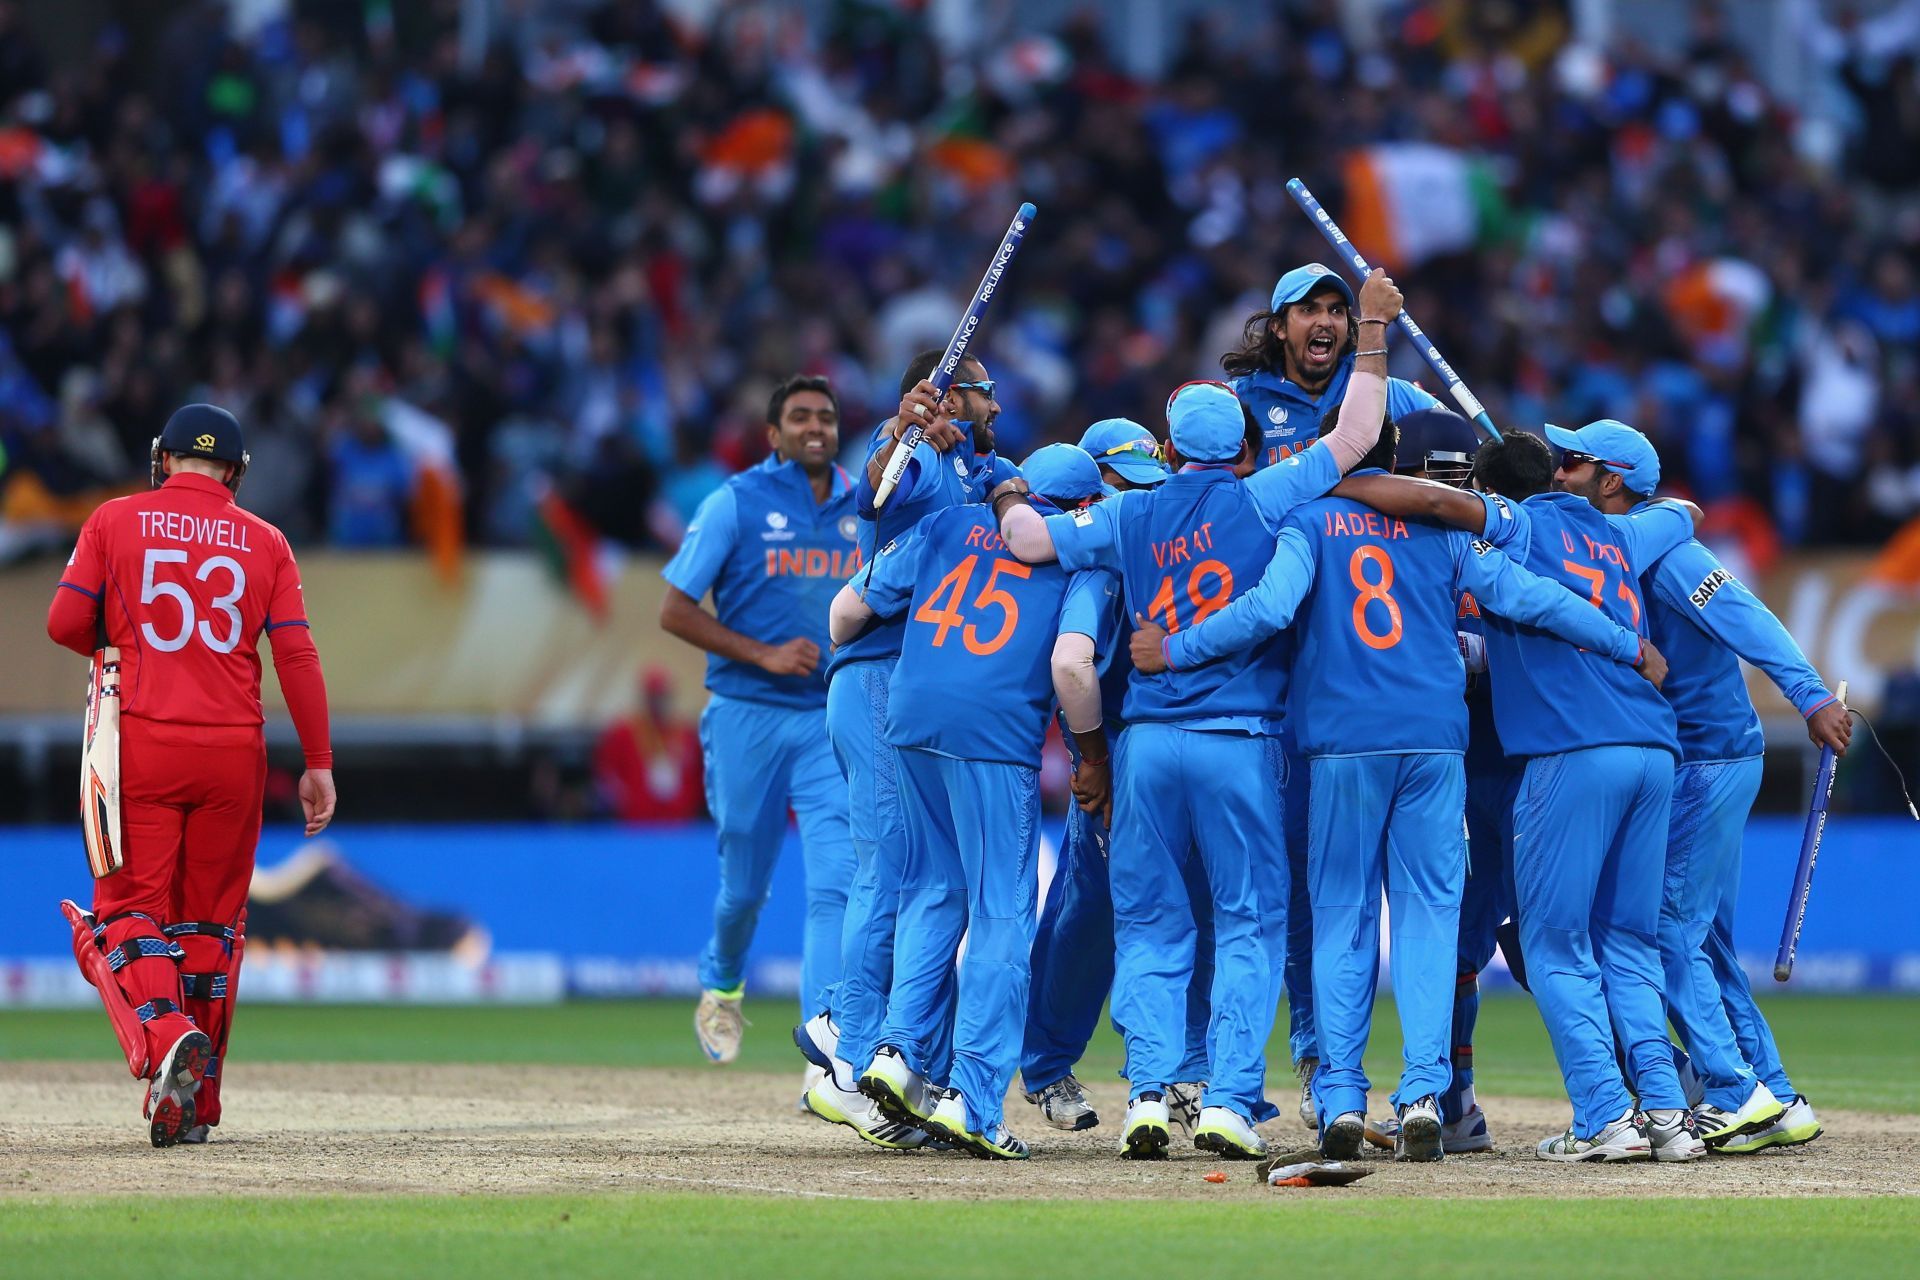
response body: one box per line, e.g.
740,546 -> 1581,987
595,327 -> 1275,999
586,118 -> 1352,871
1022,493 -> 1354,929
3,0 -> 1920,563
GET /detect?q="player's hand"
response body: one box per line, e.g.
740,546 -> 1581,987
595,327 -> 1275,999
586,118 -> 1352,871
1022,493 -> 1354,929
1807,699 -> 1852,756
1072,756 -> 1112,826
891,381 -> 966,453
299,768 -> 337,837
758,637 -> 821,677
1634,639 -> 1668,689
1130,613 -> 1170,674
1357,267 -> 1403,325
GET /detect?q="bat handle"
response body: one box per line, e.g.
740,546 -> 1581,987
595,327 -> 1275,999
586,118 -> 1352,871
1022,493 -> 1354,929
872,423 -> 923,511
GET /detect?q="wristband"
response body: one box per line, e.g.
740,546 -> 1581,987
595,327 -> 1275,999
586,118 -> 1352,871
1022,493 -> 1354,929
1357,317 -> 1390,325
1356,348 -> 1388,358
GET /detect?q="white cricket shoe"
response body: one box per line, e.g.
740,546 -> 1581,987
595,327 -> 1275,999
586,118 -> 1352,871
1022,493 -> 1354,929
1694,1082 -> 1786,1148
804,1073 -> 936,1150
146,1029 -> 211,1149
1720,1093 -> 1824,1153
927,1089 -> 1029,1160
1165,1082 -> 1204,1138
694,988 -> 745,1064
798,1063 -> 827,1114
1320,1110 -> 1365,1160
1536,1110 -> 1651,1162
1119,1093 -> 1171,1160
1371,1103 -> 1494,1154
1295,1057 -> 1319,1129
1023,1073 -> 1099,1131
1395,1095 -> 1443,1163
1193,1106 -> 1268,1159
1646,1108 -> 1708,1161
859,1046 -> 935,1123
792,1011 -> 839,1071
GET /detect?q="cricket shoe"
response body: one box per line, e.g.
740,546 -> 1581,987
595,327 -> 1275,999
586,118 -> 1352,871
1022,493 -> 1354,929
1719,1094 -> 1824,1153
1320,1110 -> 1365,1160
1646,1109 -> 1708,1161
1693,1082 -> 1786,1148
859,1046 -> 936,1124
1119,1093 -> 1171,1160
694,988 -> 745,1064
1366,1104 -> 1493,1154
792,1012 -> 839,1072
1023,1073 -> 1099,1131
1295,1058 -> 1319,1129
1165,1082 -> 1204,1139
804,1074 -> 936,1150
1395,1096 -> 1443,1163
178,1125 -> 210,1145
146,1029 -> 211,1149
1193,1106 -> 1268,1159
927,1089 -> 1029,1160
1536,1110 -> 1651,1162
798,1063 -> 827,1114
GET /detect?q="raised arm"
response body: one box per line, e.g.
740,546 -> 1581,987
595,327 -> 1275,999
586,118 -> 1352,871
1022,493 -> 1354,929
1317,268 -> 1403,473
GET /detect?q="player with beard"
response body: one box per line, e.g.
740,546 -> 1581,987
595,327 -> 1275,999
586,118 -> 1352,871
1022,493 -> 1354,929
1224,264 -> 1441,1123
662,376 -> 858,1084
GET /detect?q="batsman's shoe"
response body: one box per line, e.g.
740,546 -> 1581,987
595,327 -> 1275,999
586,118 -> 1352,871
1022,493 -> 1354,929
927,1090 -> 1029,1160
1536,1110 -> 1651,1162
804,1074 -> 934,1151
1165,1082 -> 1204,1139
146,1029 -> 211,1149
1320,1110 -> 1365,1160
1367,1105 -> 1492,1155
1646,1109 -> 1708,1162
793,1012 -> 839,1072
1720,1094 -> 1824,1154
859,1046 -> 935,1123
798,1063 -> 827,1114
178,1124 -> 210,1145
1694,1082 -> 1786,1148
1295,1058 -> 1319,1129
1395,1096 -> 1443,1163
694,988 -> 745,1065
1023,1073 -> 1099,1132
1120,1093 -> 1171,1160
1193,1106 -> 1268,1160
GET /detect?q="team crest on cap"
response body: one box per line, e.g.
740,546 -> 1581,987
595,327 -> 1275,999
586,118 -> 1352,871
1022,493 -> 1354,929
838,516 -> 857,540
1306,263 -> 1330,276
194,433 -> 216,452
766,511 -> 788,530
1268,407 -> 1288,426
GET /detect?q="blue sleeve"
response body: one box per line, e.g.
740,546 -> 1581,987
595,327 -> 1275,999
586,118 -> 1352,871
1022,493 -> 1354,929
1058,568 -> 1108,640
1454,533 -> 1640,664
855,426 -> 926,519
1606,502 -> 1694,575
1166,526 -> 1316,670
1386,378 -> 1441,417
1245,447 -> 1343,531
1650,543 -> 1836,718
1471,490 -> 1528,550
661,483 -> 739,599
858,521 -> 931,622
1046,494 -> 1126,573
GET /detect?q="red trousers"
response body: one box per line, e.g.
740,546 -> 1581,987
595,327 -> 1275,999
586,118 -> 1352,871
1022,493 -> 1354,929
93,716 -> 263,1121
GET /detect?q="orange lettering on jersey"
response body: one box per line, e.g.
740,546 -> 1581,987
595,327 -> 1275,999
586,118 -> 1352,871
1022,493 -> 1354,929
1580,534 -> 1628,571
805,549 -> 829,576
963,526 -> 985,548
777,549 -> 804,575
1458,592 -> 1482,619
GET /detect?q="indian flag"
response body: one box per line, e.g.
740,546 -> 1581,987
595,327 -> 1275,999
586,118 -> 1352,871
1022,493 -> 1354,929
1341,144 -> 1506,267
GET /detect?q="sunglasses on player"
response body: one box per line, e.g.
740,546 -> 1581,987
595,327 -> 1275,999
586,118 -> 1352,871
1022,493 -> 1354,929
1558,449 -> 1631,473
950,379 -> 997,400
1100,438 -> 1167,465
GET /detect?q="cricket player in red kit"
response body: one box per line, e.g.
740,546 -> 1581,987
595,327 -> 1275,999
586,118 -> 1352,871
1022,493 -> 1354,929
46,403 -> 336,1147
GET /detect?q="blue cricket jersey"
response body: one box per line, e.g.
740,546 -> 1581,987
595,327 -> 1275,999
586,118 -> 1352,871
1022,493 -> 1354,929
1639,525 -> 1835,764
1056,567 -> 1130,730
829,419 -> 1017,676
1471,490 -> 1689,758
1162,477 -> 1641,756
860,504 -> 1075,767
1233,358 -> 1438,467
1046,462 -> 1330,732
661,455 -> 860,709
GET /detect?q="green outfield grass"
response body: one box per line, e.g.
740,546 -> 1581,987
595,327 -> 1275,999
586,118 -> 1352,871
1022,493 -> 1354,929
0,1194 -> 1914,1279
4,993 -> 1917,1112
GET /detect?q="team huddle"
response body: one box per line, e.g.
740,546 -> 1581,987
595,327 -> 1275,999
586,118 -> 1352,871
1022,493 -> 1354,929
667,264 -> 1853,1165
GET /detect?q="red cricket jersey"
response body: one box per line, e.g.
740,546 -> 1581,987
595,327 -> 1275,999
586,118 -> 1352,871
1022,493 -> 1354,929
53,473 -> 327,758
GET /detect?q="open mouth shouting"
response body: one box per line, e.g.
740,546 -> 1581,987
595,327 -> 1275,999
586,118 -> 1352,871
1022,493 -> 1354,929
1304,330 -> 1339,369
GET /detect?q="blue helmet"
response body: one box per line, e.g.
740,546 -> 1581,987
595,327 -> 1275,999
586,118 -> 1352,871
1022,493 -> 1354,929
1393,407 -> 1477,487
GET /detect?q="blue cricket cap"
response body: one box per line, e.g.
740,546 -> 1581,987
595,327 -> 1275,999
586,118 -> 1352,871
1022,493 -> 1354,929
157,403 -> 246,465
1166,382 -> 1246,465
1078,417 -> 1169,487
1545,419 -> 1661,493
1019,443 -> 1109,504
1271,262 -> 1355,312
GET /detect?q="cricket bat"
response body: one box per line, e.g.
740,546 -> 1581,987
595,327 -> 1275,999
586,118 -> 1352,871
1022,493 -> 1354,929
80,646 -> 124,879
